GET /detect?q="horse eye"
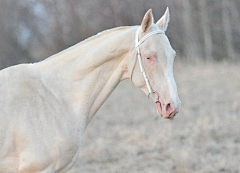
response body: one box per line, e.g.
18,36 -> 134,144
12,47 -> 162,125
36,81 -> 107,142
147,56 -> 151,60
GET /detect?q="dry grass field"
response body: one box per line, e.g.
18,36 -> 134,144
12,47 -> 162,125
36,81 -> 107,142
68,61 -> 240,173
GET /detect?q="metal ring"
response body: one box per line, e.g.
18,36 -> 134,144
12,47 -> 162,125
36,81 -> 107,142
148,91 -> 159,103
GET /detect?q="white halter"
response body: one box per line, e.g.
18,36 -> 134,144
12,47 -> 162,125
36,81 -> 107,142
131,27 -> 165,102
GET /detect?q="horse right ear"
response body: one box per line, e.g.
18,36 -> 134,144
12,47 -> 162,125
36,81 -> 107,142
141,9 -> 154,32
156,7 -> 170,32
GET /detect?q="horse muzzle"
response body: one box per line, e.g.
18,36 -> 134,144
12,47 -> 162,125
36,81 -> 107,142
156,100 -> 180,119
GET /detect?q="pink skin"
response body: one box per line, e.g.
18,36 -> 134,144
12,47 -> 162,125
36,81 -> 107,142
156,101 -> 178,120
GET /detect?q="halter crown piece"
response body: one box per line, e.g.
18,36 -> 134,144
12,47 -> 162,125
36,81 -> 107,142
131,27 -> 165,103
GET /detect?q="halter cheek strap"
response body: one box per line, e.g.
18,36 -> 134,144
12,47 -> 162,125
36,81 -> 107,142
130,27 -> 164,102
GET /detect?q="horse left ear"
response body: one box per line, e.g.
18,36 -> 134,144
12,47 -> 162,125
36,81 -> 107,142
141,9 -> 154,32
156,7 -> 170,32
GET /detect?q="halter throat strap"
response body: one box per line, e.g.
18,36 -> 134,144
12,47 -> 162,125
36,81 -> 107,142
131,27 -> 165,95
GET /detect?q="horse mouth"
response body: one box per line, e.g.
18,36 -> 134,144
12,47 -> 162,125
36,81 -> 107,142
168,111 -> 178,120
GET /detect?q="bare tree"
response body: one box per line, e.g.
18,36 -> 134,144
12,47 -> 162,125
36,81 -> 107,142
199,0 -> 213,61
229,0 -> 240,57
222,0 -> 236,60
182,0 -> 200,61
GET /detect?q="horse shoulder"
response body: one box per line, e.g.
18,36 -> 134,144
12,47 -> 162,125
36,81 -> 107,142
0,64 -> 81,171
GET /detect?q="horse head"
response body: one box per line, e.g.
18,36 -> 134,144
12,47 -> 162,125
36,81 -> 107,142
131,8 -> 181,119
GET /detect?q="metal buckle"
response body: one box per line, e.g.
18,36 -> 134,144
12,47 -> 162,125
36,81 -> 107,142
148,91 -> 159,103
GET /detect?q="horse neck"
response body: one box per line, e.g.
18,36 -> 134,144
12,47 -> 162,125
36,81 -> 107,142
38,26 -> 136,126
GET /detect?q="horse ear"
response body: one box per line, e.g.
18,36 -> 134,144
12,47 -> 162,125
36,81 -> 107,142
156,7 -> 170,31
141,9 -> 154,32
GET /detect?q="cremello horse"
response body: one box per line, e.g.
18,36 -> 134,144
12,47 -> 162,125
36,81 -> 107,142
0,8 -> 180,172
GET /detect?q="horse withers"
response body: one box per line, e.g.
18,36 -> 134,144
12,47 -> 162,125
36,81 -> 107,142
0,8 -> 180,173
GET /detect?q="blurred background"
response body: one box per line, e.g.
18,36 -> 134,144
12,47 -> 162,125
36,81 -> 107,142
1,0 -> 240,172
0,0 -> 240,68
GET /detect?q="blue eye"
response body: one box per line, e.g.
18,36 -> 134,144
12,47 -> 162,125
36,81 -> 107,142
147,56 -> 151,60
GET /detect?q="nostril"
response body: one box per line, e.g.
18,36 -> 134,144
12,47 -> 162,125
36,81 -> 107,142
166,103 -> 173,114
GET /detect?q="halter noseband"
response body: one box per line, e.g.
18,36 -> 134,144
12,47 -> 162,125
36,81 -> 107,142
130,27 -> 165,103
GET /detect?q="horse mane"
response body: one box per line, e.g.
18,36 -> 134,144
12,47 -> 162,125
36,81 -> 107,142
80,26 -> 132,44
42,26 -> 133,62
